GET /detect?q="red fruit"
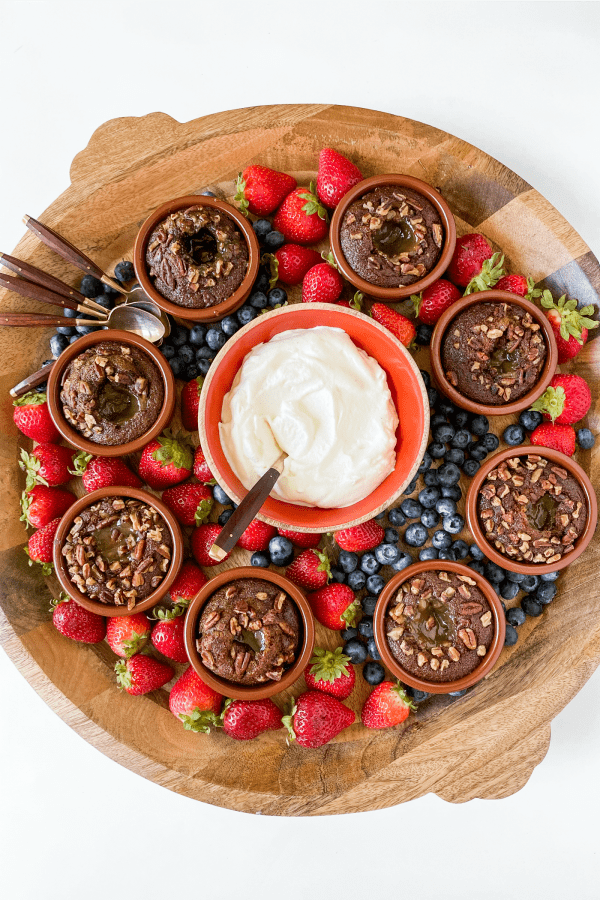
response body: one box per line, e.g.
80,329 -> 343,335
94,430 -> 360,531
316,148 -> 363,209
162,482 -> 213,526
193,445 -> 215,483
274,244 -> 321,285
370,302 -> 416,347
106,613 -> 151,658
286,548 -> 331,590
51,593 -> 106,644
237,518 -> 276,552
540,290 -> 599,364
19,443 -> 75,490
448,233 -> 494,288
151,616 -> 188,663
13,391 -> 60,443
531,374 -> 591,425
72,453 -> 142,492
361,680 -> 415,729
169,559 -> 208,606
235,165 -> 297,217
180,377 -> 204,432
169,665 -> 223,732
26,517 -> 61,572
530,423 -> 576,456
494,274 -> 538,298
272,184 -> 329,245
115,653 -> 174,696
410,279 -> 461,325
302,261 -> 344,304
304,647 -> 355,700
462,251 -> 505,295
277,528 -> 323,549
192,523 -> 231,567
307,583 -> 361,631
283,690 -> 354,748
222,698 -> 283,741
333,519 -> 385,552
138,435 -> 193,489
21,484 -> 75,528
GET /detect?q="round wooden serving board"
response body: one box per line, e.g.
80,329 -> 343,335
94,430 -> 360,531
1,105 -> 599,815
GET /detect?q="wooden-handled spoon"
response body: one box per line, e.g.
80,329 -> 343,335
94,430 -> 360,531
0,272 -> 106,319
0,253 -> 108,315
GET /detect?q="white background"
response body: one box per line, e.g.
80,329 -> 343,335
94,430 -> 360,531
1,2 -> 599,898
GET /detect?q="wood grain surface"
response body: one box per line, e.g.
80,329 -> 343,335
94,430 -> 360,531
0,104 -> 599,815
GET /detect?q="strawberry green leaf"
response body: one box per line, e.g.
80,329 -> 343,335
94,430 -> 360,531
115,660 -> 133,691
299,182 -> 329,222
320,250 -> 338,269
261,252 -> 279,289
49,591 -> 69,612
392,681 -> 417,711
13,391 -> 47,407
463,252 -> 505,296
69,450 -> 92,477
409,292 -> 423,316
349,292 -> 363,311
308,646 -> 351,683
281,701 -> 298,744
234,173 -> 249,216
179,708 -> 221,734
531,385 -> 566,423
525,277 -> 541,301
341,598 -> 362,628
194,497 -> 214,526
19,449 -> 47,491
152,436 -> 193,471
24,547 -> 54,575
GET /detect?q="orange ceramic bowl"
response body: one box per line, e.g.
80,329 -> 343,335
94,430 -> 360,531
199,303 -> 429,532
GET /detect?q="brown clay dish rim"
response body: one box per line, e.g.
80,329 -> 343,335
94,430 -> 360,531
183,566 -> 315,701
132,194 -> 260,322
465,445 -> 598,574
329,173 -> 457,301
52,486 -> 184,617
429,290 -> 558,416
373,560 -> 506,694
46,328 -> 176,457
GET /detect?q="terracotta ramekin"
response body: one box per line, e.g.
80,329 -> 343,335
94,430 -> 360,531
133,194 -> 260,323
329,173 -> 457,301
46,329 -> 176,457
373,560 -> 506,695
198,302 -> 429,532
430,290 -> 558,416
183,566 -> 315,701
53,486 -> 184,617
465,445 -> 598,575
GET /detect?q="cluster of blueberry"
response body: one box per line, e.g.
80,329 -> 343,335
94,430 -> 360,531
503,411 -> 595,450
251,218 -> 285,252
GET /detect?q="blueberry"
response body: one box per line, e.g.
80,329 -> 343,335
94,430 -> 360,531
462,459 -> 480,477
49,333 -> 69,356
420,369 -> 430,387
196,345 -> 215,360
433,423 -> 455,444
423,470 -> 440,487
430,413 -> 447,430
577,427 -> 595,450
343,639 -> 368,664
504,623 -> 519,646
521,597 -> 543,617
250,551 -> 270,568
207,328 -> 227,352
375,511 -> 387,521
374,543 -> 399,565
384,528 -> 399,544
362,595 -> 378,616
94,292 -> 116,310
267,287 -> 287,307
63,306 -> 78,318
437,462 -> 461,486
178,344 -> 194,364
417,452 -> 432,474
500,579 -> 520,600
410,689 -> 431,703
347,570 -> 367,591
469,560 -> 486,576
341,626 -> 358,642
503,424 -> 526,446
366,638 -> 381,661
388,507 -> 407,527
170,324 -> 189,346
519,409 -> 543,432
254,269 -> 270,292
480,432 -> 500,452
437,400 -> 456,418
184,362 -> 199,380
249,290 -> 268,309
360,552 -> 381,576
358,618 -> 374,639
415,323 -> 433,345
338,550 -> 359,573
435,497 -> 457,517
469,414 -> 489,436
390,552 -> 413,572
252,218 -> 273,240
363,661 -> 385,685
366,575 -> 386,594
219,316 -> 239,337
445,448 -> 465,466
431,530 -> 452,550
75,323 -> 101,335
441,484 -> 462,501
505,571 -> 526,584
211,484 -> 231,506
536,581 -> 557,605
453,409 -> 470,428
400,498 -> 423,519
520,575 -> 539,593
268,535 -> 294,566
442,513 -> 464,534
199,189 -> 216,197
218,508 -> 234,526
437,548 -> 456,561
331,566 -> 346,584
403,477 -> 418,495
451,539 -> 469,560
55,325 -> 76,337
506,606 -> 527,627
114,260 -> 135,283
237,304 -> 258,325
79,274 -> 103,298
419,546 -> 439,561
197,358 -> 214,376
169,357 -> 186,378
189,324 -> 207,345
469,443 -> 489,462
417,487 -> 439,510
263,230 -> 285,250
449,689 -> 469,697
428,442 -> 446,459
426,386 -> 439,407
540,570 -> 560,582
421,508 -> 440,529
469,543 -> 485,561
484,561 -> 506,584
68,334 -> 83,344
451,429 -> 471,450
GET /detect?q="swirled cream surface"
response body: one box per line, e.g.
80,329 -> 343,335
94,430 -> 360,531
219,327 -> 398,508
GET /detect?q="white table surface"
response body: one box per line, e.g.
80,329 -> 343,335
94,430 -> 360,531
1,2 -> 599,897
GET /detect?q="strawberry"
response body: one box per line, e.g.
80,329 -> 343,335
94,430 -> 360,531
337,291 -> 363,311
235,165 -> 297,217
463,251 -> 505,295
13,391 -> 60,443
530,423 -> 576,456
539,290 -> 599,364
304,647 -> 355,700
237,518 -> 276,552
277,528 -> 323,549
151,615 -> 188,663
138,435 -> 192,489
168,559 -> 207,606
162,482 -> 213,526
272,183 -> 329,245
192,523 -> 231,567
495,274 -> 539,299
25,516 -> 61,573
531,374 -> 591,425
302,260 -> 344,304
193,445 -> 215,483
19,443 -> 75,490
286,548 -> 331,590
180,376 -> 204,432
168,665 -> 223,732
307,583 -> 361,631
106,613 -> 151,658
115,653 -> 174,695
333,519 -> 385,552
222,697 -> 283,741
316,148 -> 363,209
447,233 -> 494,288
282,690 -> 354,748
274,243 -> 321,285
361,680 -> 415,729
370,303 -> 416,347
51,593 -> 106,644
71,453 -> 142,492
410,279 -> 460,325
21,484 -> 75,528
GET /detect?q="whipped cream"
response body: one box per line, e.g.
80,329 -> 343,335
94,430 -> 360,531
219,326 -> 398,508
